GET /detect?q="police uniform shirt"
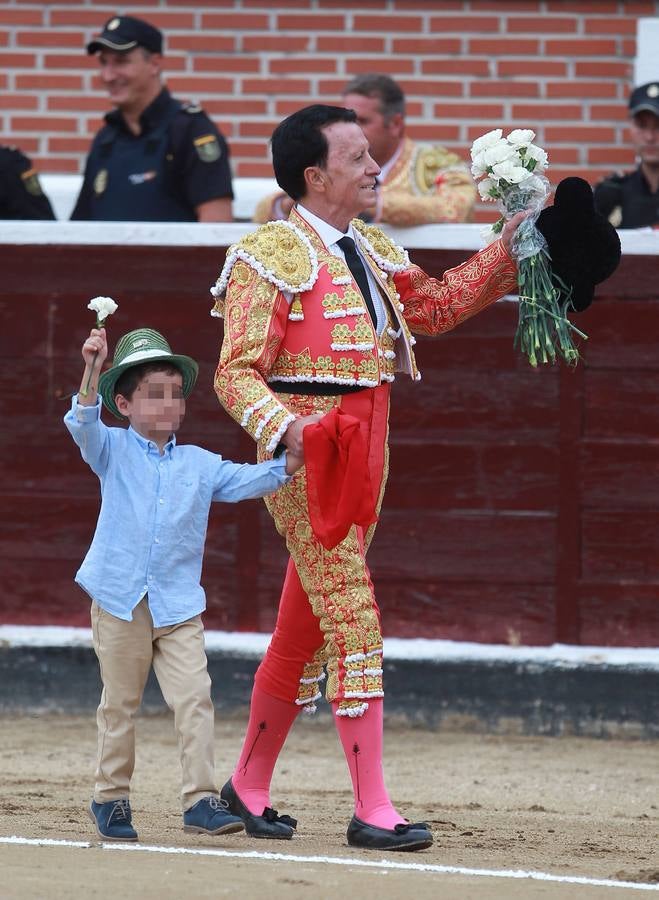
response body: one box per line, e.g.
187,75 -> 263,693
0,146 -> 56,220
70,88 -> 233,221
593,167 -> 659,229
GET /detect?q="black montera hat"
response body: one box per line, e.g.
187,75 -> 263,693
87,15 -> 163,55
628,82 -> 659,117
536,177 -> 621,313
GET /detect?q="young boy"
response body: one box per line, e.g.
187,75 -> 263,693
64,325 -> 311,842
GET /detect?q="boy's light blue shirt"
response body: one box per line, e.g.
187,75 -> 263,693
64,395 -> 290,627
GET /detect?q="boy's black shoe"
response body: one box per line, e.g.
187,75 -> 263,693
88,798 -> 138,841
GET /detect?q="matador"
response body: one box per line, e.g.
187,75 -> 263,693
212,105 -> 520,852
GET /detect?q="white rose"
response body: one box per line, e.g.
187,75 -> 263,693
507,128 -> 535,146
477,177 -> 499,200
470,128 -> 503,159
522,173 -> 549,196
88,296 -> 118,322
524,144 -> 549,172
482,140 -> 518,168
471,151 -> 488,177
491,160 -> 532,184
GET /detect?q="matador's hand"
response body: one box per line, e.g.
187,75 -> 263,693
501,211 -> 528,254
282,413 -> 323,455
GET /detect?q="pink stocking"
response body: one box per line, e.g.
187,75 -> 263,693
231,684 -> 300,815
332,697 -> 405,829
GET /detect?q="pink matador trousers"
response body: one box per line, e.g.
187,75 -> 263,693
256,383 -> 391,718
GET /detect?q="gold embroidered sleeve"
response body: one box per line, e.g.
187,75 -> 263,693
380,169 -> 477,226
394,239 -> 518,337
214,261 -> 295,453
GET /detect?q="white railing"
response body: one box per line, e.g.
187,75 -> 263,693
3,175 -> 658,256
40,173 -> 279,223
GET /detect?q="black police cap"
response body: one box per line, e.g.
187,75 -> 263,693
87,15 -> 163,55
628,82 -> 659,117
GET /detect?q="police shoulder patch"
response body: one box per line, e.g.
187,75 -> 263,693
20,167 -> 44,197
193,133 -> 221,163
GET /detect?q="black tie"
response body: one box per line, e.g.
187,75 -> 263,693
337,235 -> 378,326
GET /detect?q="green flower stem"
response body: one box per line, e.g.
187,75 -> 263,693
514,251 -> 587,367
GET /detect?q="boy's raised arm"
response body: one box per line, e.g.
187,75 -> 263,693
78,327 -> 108,405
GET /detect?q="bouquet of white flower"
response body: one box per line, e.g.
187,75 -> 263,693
471,129 -> 586,367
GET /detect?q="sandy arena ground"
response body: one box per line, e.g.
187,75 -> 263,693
0,712 -> 657,899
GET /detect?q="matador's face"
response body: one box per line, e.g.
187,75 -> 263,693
317,121 -> 381,224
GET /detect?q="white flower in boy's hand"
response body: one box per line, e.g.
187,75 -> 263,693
80,296 -> 118,396
88,296 -> 118,324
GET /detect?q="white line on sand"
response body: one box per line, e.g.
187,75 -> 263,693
1,836 -> 657,892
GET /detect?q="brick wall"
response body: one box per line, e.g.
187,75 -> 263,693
1,0 -> 657,222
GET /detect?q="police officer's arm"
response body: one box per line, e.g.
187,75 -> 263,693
172,107 -> 234,221
593,176 -> 623,226
196,196 -> 233,222
0,147 -> 56,220
70,152 -> 96,221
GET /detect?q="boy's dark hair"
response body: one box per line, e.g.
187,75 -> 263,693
114,362 -> 182,402
343,73 -> 406,121
271,104 -> 357,201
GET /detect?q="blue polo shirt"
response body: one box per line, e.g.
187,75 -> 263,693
64,395 -> 289,626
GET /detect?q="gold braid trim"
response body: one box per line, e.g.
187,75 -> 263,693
351,218 -> 409,270
214,261 -> 295,452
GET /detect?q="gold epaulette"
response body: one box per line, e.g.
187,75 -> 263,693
211,221 -> 319,300
351,218 -> 410,273
413,144 -> 464,192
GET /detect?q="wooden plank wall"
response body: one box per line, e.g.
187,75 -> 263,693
1,242 -> 657,646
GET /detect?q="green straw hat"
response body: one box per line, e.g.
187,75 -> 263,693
98,328 -> 199,420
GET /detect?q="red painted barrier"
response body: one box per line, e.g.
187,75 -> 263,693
1,235 -> 657,646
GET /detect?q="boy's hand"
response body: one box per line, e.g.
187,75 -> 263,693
82,327 -> 108,368
282,413 -> 323,456
285,450 -> 304,475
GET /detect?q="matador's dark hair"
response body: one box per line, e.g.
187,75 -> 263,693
271,104 -> 358,201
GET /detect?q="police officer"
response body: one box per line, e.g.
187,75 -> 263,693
71,16 -> 233,222
593,82 -> 659,229
0,145 -> 55,219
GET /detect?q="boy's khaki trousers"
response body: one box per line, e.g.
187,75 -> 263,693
91,598 -> 218,811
